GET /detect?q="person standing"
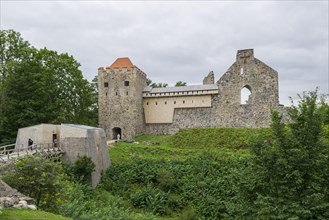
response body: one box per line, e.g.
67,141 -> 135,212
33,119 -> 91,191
28,138 -> 33,150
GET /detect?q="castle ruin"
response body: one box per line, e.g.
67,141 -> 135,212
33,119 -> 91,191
98,49 -> 287,140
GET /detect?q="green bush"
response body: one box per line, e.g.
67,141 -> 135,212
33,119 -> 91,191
2,155 -> 65,211
63,155 -> 95,184
130,186 -> 169,216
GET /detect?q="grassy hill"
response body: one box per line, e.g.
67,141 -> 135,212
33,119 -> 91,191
1,209 -> 71,220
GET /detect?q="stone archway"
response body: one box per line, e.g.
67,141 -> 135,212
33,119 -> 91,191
112,127 -> 122,140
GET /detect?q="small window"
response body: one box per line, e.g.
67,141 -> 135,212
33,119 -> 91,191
116,92 -> 118,96
183,100 -> 185,104
156,102 -> 158,105
174,101 -> 176,104
126,91 -> 128,96
104,82 -> 109,87
192,100 -> 194,103
124,81 -> 129,86
147,102 -> 149,105
165,101 -> 167,104
106,92 -> 108,96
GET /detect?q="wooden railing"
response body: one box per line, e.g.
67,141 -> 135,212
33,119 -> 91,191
0,143 -> 64,161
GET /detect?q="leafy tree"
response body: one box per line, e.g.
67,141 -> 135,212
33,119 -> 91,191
150,82 -> 168,88
0,30 -> 98,142
0,30 -> 31,143
175,81 -> 187,87
2,155 -> 65,210
251,90 -> 329,219
146,78 -> 152,86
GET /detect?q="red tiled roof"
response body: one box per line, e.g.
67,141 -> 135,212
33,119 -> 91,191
108,57 -> 134,70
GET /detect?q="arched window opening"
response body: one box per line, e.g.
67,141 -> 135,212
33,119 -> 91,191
112,127 -> 122,140
241,86 -> 252,104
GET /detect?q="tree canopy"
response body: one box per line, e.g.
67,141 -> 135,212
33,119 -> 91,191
0,30 -> 97,144
175,81 -> 187,87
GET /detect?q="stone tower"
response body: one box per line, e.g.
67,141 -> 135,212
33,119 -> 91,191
98,58 -> 147,140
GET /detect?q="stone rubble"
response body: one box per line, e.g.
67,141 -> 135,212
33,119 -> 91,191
0,180 -> 37,211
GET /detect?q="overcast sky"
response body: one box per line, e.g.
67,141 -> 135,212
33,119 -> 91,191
1,0 -> 328,106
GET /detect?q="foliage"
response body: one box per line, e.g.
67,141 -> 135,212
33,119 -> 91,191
250,90 -> 329,219
64,155 -> 95,184
102,147 -> 252,218
174,81 -> 186,87
150,82 -> 168,88
0,29 -> 98,143
1,155 -> 65,210
0,30 -> 31,144
0,209 -> 72,220
59,181 -> 156,220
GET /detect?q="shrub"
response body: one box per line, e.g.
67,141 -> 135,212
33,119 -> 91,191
130,186 -> 170,216
64,155 -> 95,184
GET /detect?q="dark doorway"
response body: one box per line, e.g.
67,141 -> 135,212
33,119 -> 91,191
112,127 -> 122,140
52,133 -> 58,148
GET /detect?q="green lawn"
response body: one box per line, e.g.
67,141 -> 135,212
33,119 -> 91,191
0,209 -> 71,220
109,135 -> 250,164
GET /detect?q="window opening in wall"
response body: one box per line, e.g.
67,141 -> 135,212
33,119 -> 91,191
124,81 -> 129,86
116,92 -> 118,96
156,102 -> 157,105
241,85 -> 252,104
183,100 -> 185,104
147,102 -> 149,105
106,92 -> 107,96
165,101 -> 167,104
104,82 -> 109,87
174,101 -> 176,104
240,68 -> 244,75
192,100 -> 194,103
126,91 -> 128,96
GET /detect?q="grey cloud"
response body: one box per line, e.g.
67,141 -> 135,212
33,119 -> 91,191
1,1 -> 328,106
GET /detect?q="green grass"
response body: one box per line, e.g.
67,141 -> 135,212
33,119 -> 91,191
171,127 -> 272,148
109,134 -> 251,164
0,209 -> 71,220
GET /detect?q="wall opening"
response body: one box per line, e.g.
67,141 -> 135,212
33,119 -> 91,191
124,81 -> 129,86
241,85 -> 252,104
112,127 -> 122,140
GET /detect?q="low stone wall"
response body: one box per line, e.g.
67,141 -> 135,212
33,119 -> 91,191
0,179 -> 37,211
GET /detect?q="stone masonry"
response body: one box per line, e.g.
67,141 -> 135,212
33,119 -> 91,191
98,49 -> 288,140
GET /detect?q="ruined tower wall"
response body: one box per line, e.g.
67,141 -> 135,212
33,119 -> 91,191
98,66 -> 147,140
214,49 -> 280,128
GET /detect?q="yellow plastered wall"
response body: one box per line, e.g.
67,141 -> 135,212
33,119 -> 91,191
143,95 -> 212,123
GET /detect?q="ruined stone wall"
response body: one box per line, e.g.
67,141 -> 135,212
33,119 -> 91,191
98,66 -> 147,140
143,49 -> 285,134
212,49 -> 280,128
203,71 -> 215,84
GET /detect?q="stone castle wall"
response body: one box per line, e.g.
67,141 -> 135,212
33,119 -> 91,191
99,49 -> 288,139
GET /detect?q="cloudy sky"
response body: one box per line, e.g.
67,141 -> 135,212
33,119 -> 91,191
1,0 -> 328,106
